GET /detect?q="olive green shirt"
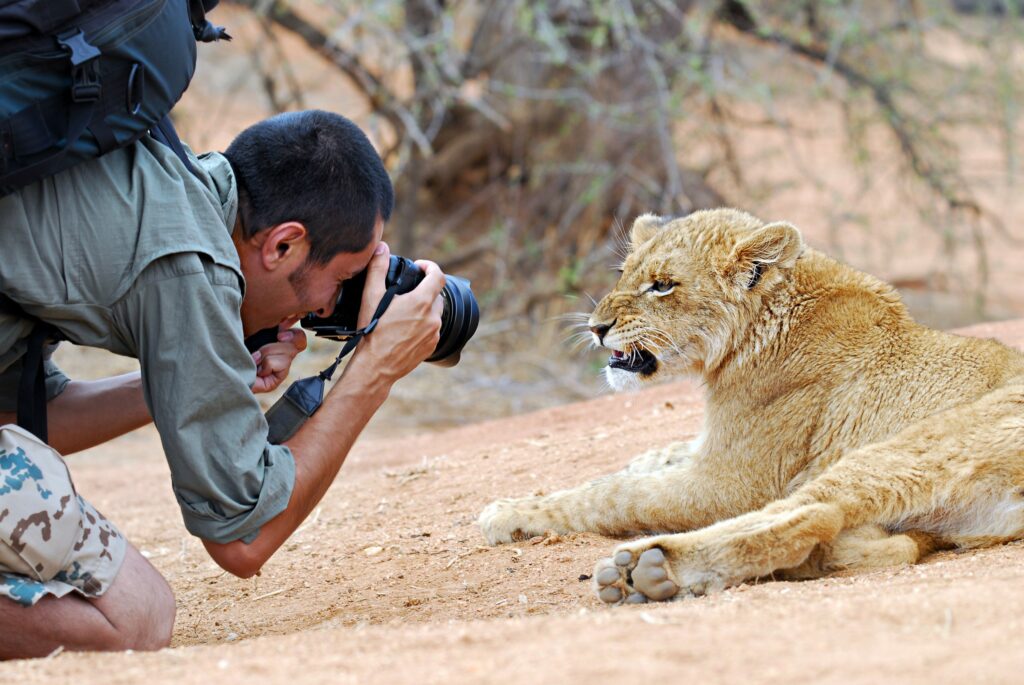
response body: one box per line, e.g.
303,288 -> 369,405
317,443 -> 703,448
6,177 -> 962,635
0,136 -> 295,544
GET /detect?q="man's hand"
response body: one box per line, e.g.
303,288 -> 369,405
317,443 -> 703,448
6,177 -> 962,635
251,327 -> 308,394
352,242 -> 445,383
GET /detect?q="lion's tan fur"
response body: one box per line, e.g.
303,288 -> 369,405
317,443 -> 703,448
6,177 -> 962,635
478,208 -> 1024,601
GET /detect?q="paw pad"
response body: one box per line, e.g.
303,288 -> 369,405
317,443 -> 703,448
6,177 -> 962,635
593,546 -> 679,605
631,548 -> 679,601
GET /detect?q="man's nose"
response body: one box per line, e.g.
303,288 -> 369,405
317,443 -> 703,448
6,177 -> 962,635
590,320 -> 614,344
318,290 -> 342,318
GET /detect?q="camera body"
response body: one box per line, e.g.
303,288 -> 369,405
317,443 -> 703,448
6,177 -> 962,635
301,255 -> 479,366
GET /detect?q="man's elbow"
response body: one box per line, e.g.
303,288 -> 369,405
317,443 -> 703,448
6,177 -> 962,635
202,537 -> 266,579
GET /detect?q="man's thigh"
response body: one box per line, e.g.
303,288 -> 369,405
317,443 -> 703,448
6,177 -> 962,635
0,424 -> 126,605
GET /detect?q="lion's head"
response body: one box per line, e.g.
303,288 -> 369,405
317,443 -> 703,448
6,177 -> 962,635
589,208 -> 805,389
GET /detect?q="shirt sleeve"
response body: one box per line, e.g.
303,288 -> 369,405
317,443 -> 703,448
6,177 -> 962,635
113,252 -> 295,544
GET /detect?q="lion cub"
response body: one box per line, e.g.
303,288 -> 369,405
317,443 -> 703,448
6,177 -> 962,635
479,208 -> 1024,605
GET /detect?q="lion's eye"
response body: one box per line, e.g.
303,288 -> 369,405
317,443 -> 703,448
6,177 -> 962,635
648,280 -> 676,295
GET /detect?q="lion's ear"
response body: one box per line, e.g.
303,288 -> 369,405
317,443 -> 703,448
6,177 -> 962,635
629,213 -> 669,248
727,221 -> 804,290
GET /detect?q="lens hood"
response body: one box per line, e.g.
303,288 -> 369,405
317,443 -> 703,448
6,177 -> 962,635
426,275 -> 480,366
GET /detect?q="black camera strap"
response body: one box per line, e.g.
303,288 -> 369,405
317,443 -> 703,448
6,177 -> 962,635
315,280 -> 401,382
263,282 -> 402,444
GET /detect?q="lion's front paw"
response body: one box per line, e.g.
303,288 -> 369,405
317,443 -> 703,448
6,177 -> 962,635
478,498 -> 542,545
593,534 -> 732,605
593,547 -> 681,605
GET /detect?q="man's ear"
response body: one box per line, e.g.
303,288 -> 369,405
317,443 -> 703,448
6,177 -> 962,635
726,221 -> 804,290
258,222 -> 309,271
629,213 -> 669,248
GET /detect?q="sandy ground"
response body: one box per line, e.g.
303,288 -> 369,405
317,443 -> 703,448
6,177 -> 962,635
1,319 -> 1023,684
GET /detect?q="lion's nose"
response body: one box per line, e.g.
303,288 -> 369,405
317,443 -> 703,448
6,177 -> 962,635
590,320 -> 615,344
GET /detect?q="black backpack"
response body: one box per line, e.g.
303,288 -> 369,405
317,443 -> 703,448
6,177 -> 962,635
0,0 -> 228,441
0,0 -> 229,196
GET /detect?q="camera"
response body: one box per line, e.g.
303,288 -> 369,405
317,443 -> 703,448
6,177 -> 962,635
261,255 -> 480,444
301,255 -> 480,367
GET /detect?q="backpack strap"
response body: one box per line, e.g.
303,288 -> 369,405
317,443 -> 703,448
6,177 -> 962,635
150,113 -> 199,177
0,294 -> 61,443
17,323 -> 52,443
188,0 -> 231,42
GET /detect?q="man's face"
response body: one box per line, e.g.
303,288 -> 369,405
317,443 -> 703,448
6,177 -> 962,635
243,218 -> 383,334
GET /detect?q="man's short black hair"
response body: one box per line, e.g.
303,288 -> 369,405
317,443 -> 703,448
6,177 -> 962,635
224,110 -> 394,264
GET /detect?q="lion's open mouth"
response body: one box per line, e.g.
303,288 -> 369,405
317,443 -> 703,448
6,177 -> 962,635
608,347 -> 658,376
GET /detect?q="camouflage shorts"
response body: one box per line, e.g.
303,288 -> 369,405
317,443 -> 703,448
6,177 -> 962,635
0,424 -> 126,607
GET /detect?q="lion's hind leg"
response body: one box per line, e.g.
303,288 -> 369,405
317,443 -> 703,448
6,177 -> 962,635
622,440 -> 693,475
780,525 -> 940,580
479,449 -> 733,545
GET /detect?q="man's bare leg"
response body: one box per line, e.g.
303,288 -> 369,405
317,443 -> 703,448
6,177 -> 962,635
0,543 -> 175,659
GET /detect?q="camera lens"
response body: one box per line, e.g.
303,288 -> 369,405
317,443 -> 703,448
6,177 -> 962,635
301,255 -> 479,366
427,275 -> 479,366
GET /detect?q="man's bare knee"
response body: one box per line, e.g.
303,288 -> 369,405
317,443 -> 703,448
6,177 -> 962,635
93,544 -> 176,651
121,571 -> 175,651
141,571 -> 175,650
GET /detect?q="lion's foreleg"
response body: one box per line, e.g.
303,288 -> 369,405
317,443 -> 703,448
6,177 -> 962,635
478,458 -> 734,545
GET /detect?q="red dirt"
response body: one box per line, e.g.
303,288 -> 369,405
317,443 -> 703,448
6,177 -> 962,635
3,320 -> 1024,684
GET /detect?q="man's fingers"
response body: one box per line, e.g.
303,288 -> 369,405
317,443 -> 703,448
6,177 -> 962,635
413,259 -> 446,297
256,348 -> 296,374
277,327 -> 308,352
250,329 -> 307,392
256,356 -> 287,378
358,242 -> 391,328
252,373 -> 285,393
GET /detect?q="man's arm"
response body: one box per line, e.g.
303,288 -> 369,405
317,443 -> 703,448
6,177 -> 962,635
0,331 -> 306,455
0,373 -> 150,455
202,244 -> 444,577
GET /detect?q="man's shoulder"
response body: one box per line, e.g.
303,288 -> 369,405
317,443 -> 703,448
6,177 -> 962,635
110,140 -> 243,297
193,149 -> 238,230
134,252 -> 242,290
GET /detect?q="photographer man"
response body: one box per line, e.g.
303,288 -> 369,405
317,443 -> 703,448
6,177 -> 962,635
0,110 -> 444,658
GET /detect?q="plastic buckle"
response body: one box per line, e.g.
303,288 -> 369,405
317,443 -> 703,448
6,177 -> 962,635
57,30 -> 102,102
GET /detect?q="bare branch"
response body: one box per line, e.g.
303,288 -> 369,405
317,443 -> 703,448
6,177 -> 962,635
225,0 -> 415,145
716,1 -> 980,216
